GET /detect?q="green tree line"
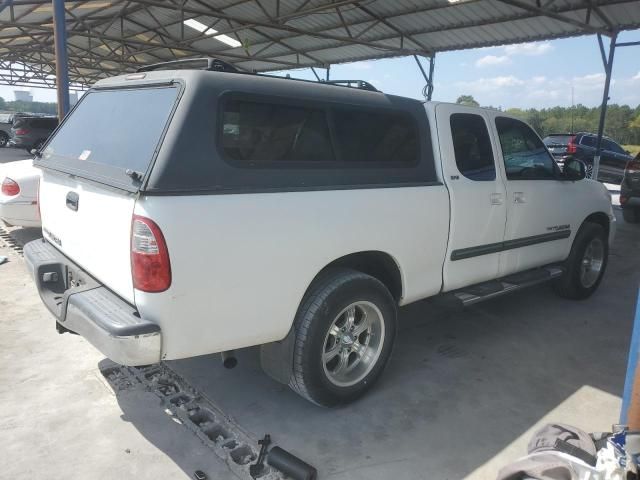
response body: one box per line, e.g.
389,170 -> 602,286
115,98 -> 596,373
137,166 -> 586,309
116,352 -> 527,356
456,95 -> 640,145
0,96 -> 57,115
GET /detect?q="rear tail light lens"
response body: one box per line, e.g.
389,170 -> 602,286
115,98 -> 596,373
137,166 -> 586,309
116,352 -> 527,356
1,177 -> 20,196
14,128 -> 29,135
131,215 -> 171,292
626,160 -> 640,175
566,136 -> 577,154
620,195 -> 628,205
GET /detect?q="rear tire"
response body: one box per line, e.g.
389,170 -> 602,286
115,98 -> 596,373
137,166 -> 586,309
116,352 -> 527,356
553,222 -> 608,300
0,132 -> 8,147
289,268 -> 397,407
622,208 -> 640,224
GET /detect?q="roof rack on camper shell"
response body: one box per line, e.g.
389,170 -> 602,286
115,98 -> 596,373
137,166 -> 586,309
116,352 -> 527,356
135,57 -> 380,92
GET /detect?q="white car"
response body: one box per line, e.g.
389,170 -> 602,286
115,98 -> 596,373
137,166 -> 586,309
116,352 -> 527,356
0,159 -> 41,228
25,64 -> 615,407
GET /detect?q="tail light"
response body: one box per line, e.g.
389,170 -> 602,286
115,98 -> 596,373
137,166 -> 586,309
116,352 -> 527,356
626,160 -> 640,175
566,136 -> 577,154
1,177 -> 20,196
131,215 -> 171,292
14,128 -> 29,135
620,195 -> 628,205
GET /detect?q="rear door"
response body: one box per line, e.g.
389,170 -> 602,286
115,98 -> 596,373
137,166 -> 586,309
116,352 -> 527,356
436,104 -> 507,291
37,85 -> 179,304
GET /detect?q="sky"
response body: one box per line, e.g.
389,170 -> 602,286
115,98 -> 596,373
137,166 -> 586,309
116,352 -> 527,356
2,29 -> 639,109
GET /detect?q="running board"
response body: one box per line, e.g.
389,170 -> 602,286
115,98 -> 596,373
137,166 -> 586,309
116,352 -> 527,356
445,266 -> 565,307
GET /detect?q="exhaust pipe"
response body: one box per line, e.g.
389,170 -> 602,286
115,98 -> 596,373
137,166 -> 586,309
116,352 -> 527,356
221,350 -> 237,369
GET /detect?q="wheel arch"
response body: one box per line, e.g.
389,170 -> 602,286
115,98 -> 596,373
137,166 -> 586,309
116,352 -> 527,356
313,250 -> 404,303
581,211 -> 610,238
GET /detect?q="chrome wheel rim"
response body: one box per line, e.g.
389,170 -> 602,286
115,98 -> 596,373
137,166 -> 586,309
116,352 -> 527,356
0,137 -> 6,147
322,301 -> 385,388
580,237 -> 604,288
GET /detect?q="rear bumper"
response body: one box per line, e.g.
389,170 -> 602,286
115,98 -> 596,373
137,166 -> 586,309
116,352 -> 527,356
24,239 -> 162,366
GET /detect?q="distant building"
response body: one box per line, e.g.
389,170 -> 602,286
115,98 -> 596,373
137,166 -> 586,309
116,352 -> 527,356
14,90 -> 33,102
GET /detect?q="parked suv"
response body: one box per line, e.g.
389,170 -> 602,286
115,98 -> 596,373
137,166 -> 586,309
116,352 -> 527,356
542,133 -> 573,165
10,116 -> 58,152
566,133 -> 634,183
24,60 -> 615,407
621,153 -> 640,223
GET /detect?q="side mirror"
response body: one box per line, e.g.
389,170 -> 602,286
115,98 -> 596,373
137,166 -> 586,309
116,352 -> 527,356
563,158 -> 586,181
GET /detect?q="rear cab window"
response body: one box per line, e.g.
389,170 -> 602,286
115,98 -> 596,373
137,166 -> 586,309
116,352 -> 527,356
39,85 -> 180,191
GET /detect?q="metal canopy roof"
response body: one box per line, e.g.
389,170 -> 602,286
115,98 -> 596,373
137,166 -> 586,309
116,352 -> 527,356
1,0 -> 640,89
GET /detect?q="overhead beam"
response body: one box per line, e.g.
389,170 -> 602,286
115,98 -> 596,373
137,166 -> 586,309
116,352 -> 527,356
497,0 -> 611,35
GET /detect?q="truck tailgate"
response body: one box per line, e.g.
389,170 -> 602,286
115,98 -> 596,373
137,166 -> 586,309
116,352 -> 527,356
39,170 -> 136,304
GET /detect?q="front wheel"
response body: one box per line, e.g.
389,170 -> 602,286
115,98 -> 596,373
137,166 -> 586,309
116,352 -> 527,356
553,222 -> 608,299
289,269 -> 397,407
0,132 -> 8,147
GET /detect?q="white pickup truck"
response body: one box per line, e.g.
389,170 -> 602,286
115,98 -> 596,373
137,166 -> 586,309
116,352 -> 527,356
25,60 -> 615,407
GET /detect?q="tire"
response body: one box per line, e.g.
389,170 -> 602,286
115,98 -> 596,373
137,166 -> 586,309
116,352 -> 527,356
553,222 -> 608,300
0,132 -> 8,147
289,268 -> 397,407
34,139 -> 45,151
622,208 -> 640,224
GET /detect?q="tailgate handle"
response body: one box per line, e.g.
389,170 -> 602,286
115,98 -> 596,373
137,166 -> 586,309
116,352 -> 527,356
66,191 -> 79,211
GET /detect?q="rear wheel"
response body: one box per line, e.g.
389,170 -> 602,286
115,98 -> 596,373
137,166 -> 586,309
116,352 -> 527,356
553,222 -> 608,299
0,132 -> 8,147
289,269 -> 397,407
622,208 -> 640,224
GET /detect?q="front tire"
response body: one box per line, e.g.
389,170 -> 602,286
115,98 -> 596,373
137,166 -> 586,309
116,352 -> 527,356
553,222 -> 608,299
289,269 -> 397,407
0,132 -> 8,147
622,208 -> 640,224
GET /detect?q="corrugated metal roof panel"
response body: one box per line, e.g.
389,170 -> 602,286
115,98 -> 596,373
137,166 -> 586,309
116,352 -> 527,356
1,0 -> 638,85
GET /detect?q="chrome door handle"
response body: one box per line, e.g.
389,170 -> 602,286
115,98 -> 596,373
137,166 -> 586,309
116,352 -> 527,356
514,192 -> 526,204
490,193 -> 503,205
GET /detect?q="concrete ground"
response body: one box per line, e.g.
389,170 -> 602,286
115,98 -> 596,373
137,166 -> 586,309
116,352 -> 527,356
1,146 -> 638,480
0,146 -> 31,164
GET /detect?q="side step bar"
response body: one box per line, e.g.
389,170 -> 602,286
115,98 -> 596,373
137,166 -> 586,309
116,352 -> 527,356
445,266 -> 565,307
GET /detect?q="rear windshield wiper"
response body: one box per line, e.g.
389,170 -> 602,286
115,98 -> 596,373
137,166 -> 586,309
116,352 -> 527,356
125,169 -> 143,182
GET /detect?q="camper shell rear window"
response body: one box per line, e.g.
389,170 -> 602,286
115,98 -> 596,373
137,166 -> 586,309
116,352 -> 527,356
37,85 -> 180,191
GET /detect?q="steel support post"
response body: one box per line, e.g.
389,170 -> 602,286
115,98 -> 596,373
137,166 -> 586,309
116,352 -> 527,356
593,32 -> 617,181
621,288 -> 640,429
414,54 -> 435,101
52,0 -> 70,119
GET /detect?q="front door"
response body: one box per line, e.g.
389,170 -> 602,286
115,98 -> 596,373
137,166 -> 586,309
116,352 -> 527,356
490,115 -> 576,276
436,104 -> 508,291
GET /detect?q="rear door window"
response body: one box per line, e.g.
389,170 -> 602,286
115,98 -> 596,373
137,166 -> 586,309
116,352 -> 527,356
41,86 -> 179,188
450,113 -> 495,181
580,136 -> 597,147
495,117 -> 558,180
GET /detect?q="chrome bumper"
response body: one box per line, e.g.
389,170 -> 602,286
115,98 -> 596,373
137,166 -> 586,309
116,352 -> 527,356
24,239 -> 162,366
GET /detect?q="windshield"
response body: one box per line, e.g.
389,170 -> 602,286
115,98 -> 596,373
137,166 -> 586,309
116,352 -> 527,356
42,85 -> 179,187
